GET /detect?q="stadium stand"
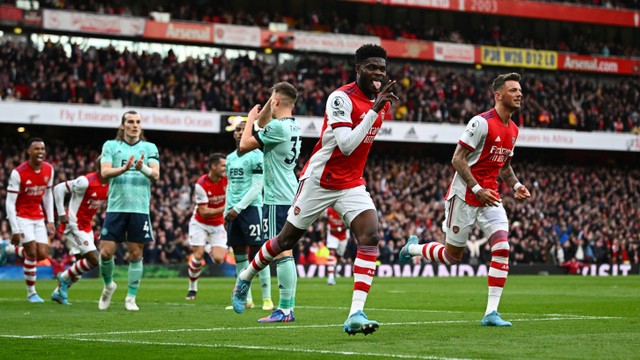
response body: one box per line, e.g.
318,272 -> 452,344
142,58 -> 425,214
1,40 -> 639,131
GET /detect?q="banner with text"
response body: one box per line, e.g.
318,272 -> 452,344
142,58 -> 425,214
144,20 -> 214,43
481,46 -> 558,70
0,102 -> 220,133
346,0 -> 639,28
42,9 -> 145,37
557,54 -> 639,75
213,24 -> 261,48
292,32 -> 380,54
434,42 -> 475,64
292,115 -> 640,152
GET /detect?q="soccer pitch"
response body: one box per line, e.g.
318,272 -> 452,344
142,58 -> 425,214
1,276 -> 638,359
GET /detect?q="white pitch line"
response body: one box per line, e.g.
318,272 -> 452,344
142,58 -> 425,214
0,314 -> 621,340
9,335 -> 475,360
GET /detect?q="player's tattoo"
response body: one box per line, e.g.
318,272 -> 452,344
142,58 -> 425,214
499,160 -> 518,187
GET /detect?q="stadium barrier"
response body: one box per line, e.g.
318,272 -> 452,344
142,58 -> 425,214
1,263 -> 637,280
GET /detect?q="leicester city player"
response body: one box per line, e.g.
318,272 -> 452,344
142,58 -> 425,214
225,119 -> 272,311
239,81 -> 301,323
97,110 -> 160,311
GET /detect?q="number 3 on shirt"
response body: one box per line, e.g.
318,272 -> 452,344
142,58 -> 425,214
284,136 -> 301,165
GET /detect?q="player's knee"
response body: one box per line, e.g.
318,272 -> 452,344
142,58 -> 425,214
355,231 -> 379,246
86,251 -> 100,267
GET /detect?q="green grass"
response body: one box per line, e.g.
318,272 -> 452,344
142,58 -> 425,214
1,276 -> 639,359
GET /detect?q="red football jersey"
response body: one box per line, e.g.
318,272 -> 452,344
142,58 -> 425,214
193,174 -> 227,226
56,172 -> 109,233
446,108 -> 520,207
7,161 -> 54,220
300,82 -> 391,190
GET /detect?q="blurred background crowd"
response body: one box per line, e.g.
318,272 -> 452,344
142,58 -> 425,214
1,137 -> 637,269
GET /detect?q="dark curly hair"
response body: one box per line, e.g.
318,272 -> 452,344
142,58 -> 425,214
355,44 -> 387,64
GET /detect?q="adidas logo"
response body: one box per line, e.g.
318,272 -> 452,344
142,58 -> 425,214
404,127 -> 418,139
91,192 -> 97,197
305,122 -> 316,133
26,180 -> 32,185
145,234 -> 150,238
207,191 -> 212,195
495,136 -> 501,142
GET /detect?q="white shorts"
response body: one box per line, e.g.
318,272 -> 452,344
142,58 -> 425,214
17,217 -> 48,245
62,226 -> 97,255
287,178 -> 375,230
327,232 -> 349,257
188,219 -> 227,248
442,196 -> 509,247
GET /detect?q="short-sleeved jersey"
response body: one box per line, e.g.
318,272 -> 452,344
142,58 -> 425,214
58,172 -> 109,232
7,161 -> 54,220
225,149 -> 264,212
193,174 -> 227,226
300,82 -> 391,190
100,139 -> 159,214
445,108 -> 520,207
256,117 -> 301,205
327,207 -> 347,241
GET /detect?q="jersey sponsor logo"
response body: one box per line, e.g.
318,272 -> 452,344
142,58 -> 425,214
489,145 -> 512,162
25,185 -> 47,196
363,126 -> 380,144
229,168 -> 244,176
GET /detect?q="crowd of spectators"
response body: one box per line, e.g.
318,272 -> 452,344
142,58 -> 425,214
1,137 -> 638,270
1,40 -> 639,133
31,0 -> 639,57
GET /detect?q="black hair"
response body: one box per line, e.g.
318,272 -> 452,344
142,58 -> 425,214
355,44 -> 387,64
27,137 -> 44,147
208,153 -> 227,168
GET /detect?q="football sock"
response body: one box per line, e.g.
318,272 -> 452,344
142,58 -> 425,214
410,242 -> 458,265
188,256 -> 203,292
349,245 -> 378,316
127,258 -> 143,297
257,266 -> 271,301
327,254 -> 336,279
276,256 -> 296,310
24,256 -> 37,296
62,258 -> 95,283
234,253 -> 253,301
5,245 -> 23,257
100,257 -> 114,286
486,230 -> 509,315
240,237 -> 282,281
